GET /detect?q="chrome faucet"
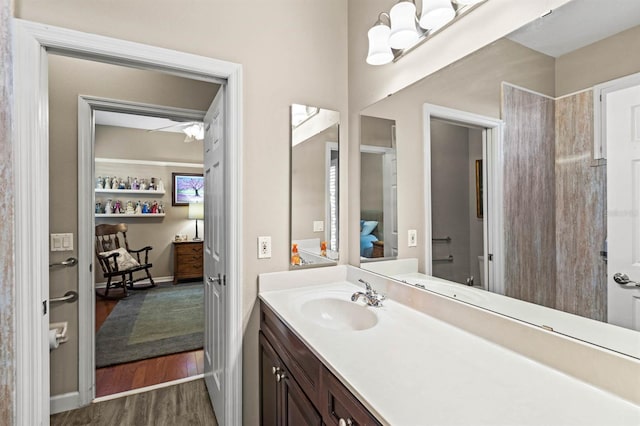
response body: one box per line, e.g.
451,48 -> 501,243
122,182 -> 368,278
351,279 -> 385,307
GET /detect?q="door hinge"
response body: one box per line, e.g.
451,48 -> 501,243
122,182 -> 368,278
488,254 -> 493,261
42,300 -> 47,315
90,263 -> 92,272
223,274 -> 227,286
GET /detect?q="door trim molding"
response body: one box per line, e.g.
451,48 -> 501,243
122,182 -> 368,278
13,19 -> 243,425
422,103 -> 504,294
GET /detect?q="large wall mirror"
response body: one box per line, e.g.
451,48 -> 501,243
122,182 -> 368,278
359,0 -> 640,359
291,104 -> 340,267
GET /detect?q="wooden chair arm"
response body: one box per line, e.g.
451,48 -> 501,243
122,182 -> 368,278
128,246 -> 153,264
97,252 -> 121,272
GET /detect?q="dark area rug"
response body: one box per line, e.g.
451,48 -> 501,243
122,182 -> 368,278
96,282 -> 204,368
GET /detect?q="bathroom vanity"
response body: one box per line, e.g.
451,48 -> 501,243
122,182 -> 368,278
259,266 -> 640,426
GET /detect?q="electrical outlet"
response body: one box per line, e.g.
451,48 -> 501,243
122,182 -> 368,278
313,221 -> 324,232
258,236 -> 272,259
408,229 -> 417,247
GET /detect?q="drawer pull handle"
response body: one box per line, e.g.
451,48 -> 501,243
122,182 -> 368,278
272,366 -> 280,375
338,418 -> 353,426
276,372 -> 287,382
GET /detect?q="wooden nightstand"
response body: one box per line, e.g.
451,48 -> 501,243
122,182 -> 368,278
372,240 -> 384,258
173,240 -> 203,284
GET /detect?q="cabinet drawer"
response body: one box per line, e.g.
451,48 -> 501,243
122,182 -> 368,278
260,302 -> 322,407
175,245 -> 203,255
321,367 -> 381,426
177,254 -> 203,265
176,262 -> 202,274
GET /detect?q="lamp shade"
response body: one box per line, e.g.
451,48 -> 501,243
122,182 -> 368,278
366,23 -> 393,65
389,0 -> 419,49
419,0 -> 455,30
188,202 -> 204,220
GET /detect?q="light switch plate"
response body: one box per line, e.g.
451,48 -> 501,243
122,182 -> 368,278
51,233 -> 74,252
313,221 -> 324,232
408,229 -> 417,247
258,236 -> 272,259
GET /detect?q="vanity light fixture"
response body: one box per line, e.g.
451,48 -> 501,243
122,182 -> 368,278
365,0 -> 486,66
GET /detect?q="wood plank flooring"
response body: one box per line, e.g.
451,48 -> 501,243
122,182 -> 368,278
50,379 -> 217,426
95,294 -> 204,397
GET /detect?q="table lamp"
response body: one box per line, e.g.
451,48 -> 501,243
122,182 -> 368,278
188,202 -> 204,241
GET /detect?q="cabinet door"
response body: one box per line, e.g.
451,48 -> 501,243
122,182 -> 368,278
321,367 -> 381,426
281,370 -> 322,426
259,332 -> 280,426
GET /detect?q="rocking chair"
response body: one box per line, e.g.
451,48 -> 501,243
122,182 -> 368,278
95,223 -> 156,298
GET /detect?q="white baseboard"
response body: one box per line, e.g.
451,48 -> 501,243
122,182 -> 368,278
50,391 -> 81,414
95,275 -> 174,288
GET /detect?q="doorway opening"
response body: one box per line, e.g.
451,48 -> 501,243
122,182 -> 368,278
429,118 -> 486,289
14,20 -> 243,426
423,103 -> 504,295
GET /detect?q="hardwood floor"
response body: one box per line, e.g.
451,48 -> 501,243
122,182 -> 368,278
51,379 -> 217,426
95,294 -> 203,398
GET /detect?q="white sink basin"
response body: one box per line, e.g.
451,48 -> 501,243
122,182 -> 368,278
300,297 -> 378,331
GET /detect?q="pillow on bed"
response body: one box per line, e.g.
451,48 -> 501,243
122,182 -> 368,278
360,220 -> 378,236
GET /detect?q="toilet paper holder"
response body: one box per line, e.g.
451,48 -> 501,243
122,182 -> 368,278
49,322 -> 69,344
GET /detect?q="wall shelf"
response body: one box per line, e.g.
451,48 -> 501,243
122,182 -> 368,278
95,213 -> 166,218
95,189 -> 165,195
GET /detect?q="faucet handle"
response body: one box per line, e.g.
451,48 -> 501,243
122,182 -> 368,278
358,278 -> 373,292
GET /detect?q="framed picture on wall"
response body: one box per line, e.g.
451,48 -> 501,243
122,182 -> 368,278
172,172 -> 204,206
475,159 -> 483,219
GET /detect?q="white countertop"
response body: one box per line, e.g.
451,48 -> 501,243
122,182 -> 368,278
259,280 -> 640,426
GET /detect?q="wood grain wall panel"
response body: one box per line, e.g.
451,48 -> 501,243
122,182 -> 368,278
555,90 -> 607,321
502,85 -> 556,308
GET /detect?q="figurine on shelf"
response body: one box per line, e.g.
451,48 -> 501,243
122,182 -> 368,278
96,176 -> 104,189
132,178 -> 139,190
157,179 -> 165,192
104,176 -> 112,190
125,200 -> 135,215
118,179 -> 126,190
151,200 -> 159,214
127,176 -> 132,190
149,178 -> 156,191
113,200 -> 122,214
111,177 -> 119,190
104,199 -> 113,215
139,179 -> 147,190
141,201 -> 150,214
158,202 -> 164,214
134,201 -> 142,214
95,202 -> 102,214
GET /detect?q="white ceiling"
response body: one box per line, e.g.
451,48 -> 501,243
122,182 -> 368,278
507,0 -> 640,58
95,110 -> 197,134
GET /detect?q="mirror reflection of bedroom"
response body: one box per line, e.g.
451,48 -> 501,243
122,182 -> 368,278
360,115 -> 398,261
47,53 -> 218,400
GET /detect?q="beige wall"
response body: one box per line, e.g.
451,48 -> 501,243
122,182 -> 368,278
17,1 -> 349,421
291,126 -> 337,242
48,54 -> 218,395
556,25 -> 640,96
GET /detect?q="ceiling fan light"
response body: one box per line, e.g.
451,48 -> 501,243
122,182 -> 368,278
367,23 -> 393,65
182,123 -> 204,141
389,0 -> 419,49
420,0 -> 455,30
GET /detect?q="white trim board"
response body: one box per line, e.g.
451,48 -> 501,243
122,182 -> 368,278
13,19 -> 243,426
95,158 -> 204,169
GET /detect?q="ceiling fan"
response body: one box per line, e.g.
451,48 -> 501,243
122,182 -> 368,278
148,121 -> 204,143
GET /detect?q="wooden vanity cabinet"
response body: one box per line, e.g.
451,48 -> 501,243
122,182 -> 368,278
260,302 -> 381,426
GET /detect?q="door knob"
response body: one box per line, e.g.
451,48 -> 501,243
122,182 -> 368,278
207,274 -> 222,285
276,371 -> 287,382
613,273 -> 640,287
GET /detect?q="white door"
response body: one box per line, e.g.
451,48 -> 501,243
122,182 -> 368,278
383,152 -> 398,257
203,86 -> 227,421
607,83 -> 640,330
